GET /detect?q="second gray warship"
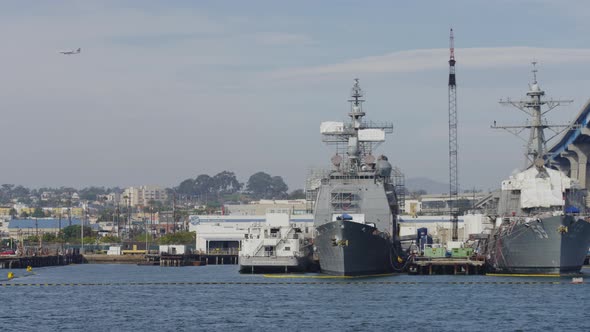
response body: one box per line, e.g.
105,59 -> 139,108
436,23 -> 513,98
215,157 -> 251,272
487,63 -> 590,275
312,79 -> 405,276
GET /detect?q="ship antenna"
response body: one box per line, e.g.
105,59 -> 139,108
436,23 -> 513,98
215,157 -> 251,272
348,78 -> 366,126
349,78 -> 364,107
321,79 -> 392,175
494,62 -> 575,167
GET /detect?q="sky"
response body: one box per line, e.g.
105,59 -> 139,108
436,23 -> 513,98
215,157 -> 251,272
2,0 -> 590,192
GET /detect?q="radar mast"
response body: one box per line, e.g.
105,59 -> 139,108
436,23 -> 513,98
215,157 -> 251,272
321,79 -> 393,175
493,62 -> 575,168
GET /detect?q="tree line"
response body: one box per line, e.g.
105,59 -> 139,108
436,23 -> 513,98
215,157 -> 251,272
20,225 -> 195,246
0,184 -> 121,206
174,170 -> 303,201
0,170 -> 304,208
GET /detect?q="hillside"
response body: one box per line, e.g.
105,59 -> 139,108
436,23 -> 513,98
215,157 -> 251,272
405,177 -> 449,195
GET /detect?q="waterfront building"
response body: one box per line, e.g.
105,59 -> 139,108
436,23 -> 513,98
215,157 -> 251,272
223,199 -> 308,216
7,218 -> 99,238
398,213 -> 494,246
398,215 -> 466,243
97,221 -> 117,235
159,245 -> 186,255
0,219 -> 9,239
188,214 -> 314,254
121,186 -> 168,207
404,193 -> 487,216
0,207 -> 13,218
13,203 -> 29,215
105,192 -> 122,204
40,192 -> 53,201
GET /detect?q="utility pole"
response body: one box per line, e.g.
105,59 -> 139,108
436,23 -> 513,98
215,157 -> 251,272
68,205 -> 72,227
116,201 -> 120,239
81,204 -> 85,254
125,195 -> 131,240
448,28 -> 459,241
58,212 -> 63,254
172,193 -> 176,234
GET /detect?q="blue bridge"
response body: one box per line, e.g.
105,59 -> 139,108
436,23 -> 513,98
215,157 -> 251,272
548,99 -> 590,190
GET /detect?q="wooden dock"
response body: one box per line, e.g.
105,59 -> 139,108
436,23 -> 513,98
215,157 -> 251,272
408,257 -> 485,275
199,254 -> 238,266
160,254 -> 238,267
1,253 -> 240,268
84,254 -> 146,264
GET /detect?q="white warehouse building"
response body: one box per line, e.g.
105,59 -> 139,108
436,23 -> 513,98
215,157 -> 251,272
189,214 -> 314,254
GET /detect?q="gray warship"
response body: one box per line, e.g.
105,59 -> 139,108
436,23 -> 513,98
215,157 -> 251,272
487,63 -> 590,275
312,79 -> 405,276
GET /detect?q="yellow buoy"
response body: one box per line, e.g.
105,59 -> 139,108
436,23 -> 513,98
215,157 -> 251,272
7,272 -> 14,280
26,266 -> 32,272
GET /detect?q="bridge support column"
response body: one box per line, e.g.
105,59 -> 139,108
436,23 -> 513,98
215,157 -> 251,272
561,151 -> 579,180
550,156 -> 570,175
567,143 -> 590,189
581,127 -> 590,137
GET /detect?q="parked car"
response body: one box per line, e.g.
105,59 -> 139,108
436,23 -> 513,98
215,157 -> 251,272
0,249 -> 16,256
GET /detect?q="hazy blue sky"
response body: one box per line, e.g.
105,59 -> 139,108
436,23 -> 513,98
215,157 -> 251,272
2,0 -> 590,191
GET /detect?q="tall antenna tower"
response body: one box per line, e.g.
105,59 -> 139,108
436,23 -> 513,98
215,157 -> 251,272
448,28 -> 459,241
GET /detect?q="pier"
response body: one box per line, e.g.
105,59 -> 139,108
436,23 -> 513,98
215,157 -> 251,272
155,253 -> 239,267
82,253 -> 239,267
84,254 -> 146,264
199,253 -> 238,265
0,254 -> 83,269
408,257 -> 486,275
158,253 -> 238,267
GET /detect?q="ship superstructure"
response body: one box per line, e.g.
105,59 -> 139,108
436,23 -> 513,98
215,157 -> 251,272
238,214 -> 313,274
487,63 -> 590,275
313,79 -> 405,276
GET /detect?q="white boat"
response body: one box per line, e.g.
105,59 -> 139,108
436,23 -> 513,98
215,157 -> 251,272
571,277 -> 584,284
238,213 -> 314,273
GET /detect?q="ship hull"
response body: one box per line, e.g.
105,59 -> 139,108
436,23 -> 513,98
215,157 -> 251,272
315,220 -> 394,276
238,246 -> 313,274
238,257 -> 310,274
486,215 -> 590,275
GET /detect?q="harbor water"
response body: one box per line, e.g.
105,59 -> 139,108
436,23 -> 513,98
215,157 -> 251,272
1,264 -> 589,331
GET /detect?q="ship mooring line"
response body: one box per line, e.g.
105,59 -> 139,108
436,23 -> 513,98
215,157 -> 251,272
0,281 -> 578,287
486,273 -> 562,277
0,272 -> 37,282
263,273 -> 397,279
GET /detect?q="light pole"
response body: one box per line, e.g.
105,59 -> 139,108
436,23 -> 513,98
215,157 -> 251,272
172,192 -> 176,234
58,212 -> 63,254
123,195 -> 130,240
68,194 -> 72,227
28,227 -> 33,249
145,211 -> 149,255
81,204 -> 85,254
116,201 -> 120,239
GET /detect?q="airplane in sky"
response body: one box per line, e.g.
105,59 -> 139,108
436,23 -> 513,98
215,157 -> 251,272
59,48 -> 81,55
